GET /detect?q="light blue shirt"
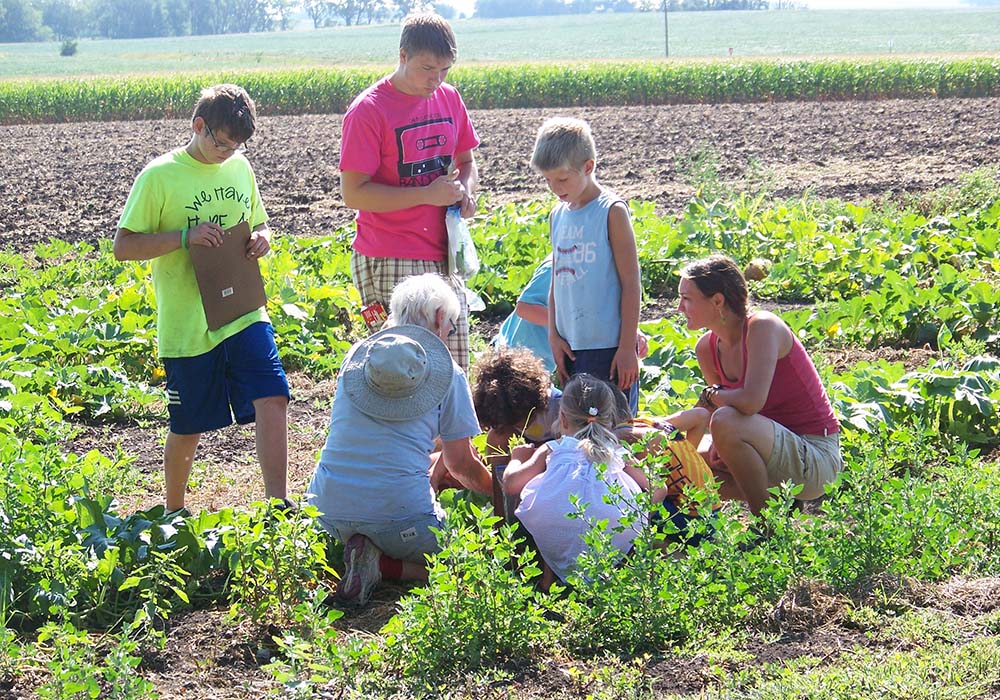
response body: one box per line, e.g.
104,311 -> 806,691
495,257 -> 555,372
551,189 -> 626,351
308,345 -> 480,523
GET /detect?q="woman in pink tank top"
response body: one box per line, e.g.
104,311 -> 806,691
677,255 -> 842,516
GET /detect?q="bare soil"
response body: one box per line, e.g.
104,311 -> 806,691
4,96 -> 998,698
2,97 -> 999,249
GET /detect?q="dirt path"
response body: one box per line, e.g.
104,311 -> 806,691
1,96 -> 998,249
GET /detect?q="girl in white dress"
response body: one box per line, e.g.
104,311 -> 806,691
503,373 -> 650,585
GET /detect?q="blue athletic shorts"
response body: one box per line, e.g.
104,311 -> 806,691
163,322 -> 290,435
567,346 -> 639,416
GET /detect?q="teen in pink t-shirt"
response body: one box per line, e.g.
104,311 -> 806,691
341,77 -> 479,260
339,13 -> 480,373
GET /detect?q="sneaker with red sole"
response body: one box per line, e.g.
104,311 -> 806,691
336,533 -> 382,607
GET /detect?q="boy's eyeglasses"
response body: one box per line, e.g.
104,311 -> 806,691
205,124 -> 248,153
448,319 -> 458,337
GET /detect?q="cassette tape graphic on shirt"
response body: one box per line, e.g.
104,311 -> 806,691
395,117 -> 455,185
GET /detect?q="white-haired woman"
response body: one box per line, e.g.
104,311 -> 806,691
308,273 -> 491,607
386,271 -> 461,339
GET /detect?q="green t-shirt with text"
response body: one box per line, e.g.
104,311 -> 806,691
118,148 -> 269,358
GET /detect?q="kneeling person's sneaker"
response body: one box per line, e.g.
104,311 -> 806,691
337,534 -> 382,606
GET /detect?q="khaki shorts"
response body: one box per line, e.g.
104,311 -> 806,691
765,424 -> 842,500
350,250 -> 471,374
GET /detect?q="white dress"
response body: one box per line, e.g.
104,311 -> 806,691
515,436 -> 645,583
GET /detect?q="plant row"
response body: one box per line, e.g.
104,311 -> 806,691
3,420 -> 999,696
3,57 -> 1000,124
2,183 -> 999,431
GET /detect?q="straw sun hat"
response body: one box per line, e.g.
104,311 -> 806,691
341,324 -> 453,421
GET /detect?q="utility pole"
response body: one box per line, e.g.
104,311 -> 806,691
664,1 -> 669,57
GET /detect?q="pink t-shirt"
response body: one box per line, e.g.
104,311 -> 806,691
339,77 -> 480,261
709,315 -> 839,437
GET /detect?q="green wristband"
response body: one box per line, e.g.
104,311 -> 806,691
180,227 -> 189,250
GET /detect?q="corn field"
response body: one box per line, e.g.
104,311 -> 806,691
2,57 -> 999,125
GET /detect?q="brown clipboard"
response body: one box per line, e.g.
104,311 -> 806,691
188,221 -> 267,331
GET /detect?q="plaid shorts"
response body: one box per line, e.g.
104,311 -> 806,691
350,250 -> 471,374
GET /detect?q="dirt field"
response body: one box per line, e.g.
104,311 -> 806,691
5,97 -> 999,699
1,96 -> 999,249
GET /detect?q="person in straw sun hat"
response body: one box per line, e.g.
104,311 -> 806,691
308,273 -> 492,607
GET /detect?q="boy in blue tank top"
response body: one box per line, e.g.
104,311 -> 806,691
531,117 -> 642,415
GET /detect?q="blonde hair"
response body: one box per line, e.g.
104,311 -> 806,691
387,273 -> 460,332
560,374 -> 621,466
530,117 -> 597,172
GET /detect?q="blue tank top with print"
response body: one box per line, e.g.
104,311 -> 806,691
550,189 -> 626,351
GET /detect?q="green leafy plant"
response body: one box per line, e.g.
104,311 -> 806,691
377,502 -> 557,684
223,501 -> 336,629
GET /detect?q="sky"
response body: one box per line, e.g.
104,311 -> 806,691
448,0 -> 970,16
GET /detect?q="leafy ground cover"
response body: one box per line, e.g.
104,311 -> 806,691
2,166 -> 1000,696
2,9 -> 1000,79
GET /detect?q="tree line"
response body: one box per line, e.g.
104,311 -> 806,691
1,0 -> 798,43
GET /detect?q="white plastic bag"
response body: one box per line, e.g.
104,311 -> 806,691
446,205 -> 480,280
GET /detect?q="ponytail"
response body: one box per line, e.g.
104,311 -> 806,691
572,421 -> 621,466
559,374 -> 622,466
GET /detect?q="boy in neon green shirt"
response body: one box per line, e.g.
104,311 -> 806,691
115,84 -> 290,512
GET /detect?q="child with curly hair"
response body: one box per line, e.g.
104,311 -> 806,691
467,346 -> 561,516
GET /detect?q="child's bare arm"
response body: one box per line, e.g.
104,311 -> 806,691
516,301 -> 548,326
246,222 -> 272,259
113,222 -> 225,261
661,406 -> 710,447
548,255 -> 574,384
623,462 -> 650,492
442,437 -> 492,495
502,443 -> 550,496
608,202 -> 641,390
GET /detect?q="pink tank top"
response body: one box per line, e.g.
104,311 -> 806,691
709,315 -> 839,436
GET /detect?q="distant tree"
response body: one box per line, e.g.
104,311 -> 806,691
191,0 -> 280,34
360,0 -> 391,23
0,0 -> 45,41
603,0 -> 638,11
474,0 -> 570,18
268,0 -> 298,29
40,0 -> 89,40
303,0 -> 333,26
394,0 -> 433,18
92,0 -> 165,38
323,0 -> 391,25
432,2 -> 456,18
162,0 -> 192,35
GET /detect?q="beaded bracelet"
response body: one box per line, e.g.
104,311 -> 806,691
699,384 -> 722,408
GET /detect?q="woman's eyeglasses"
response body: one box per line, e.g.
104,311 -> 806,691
205,124 -> 248,153
448,319 -> 458,337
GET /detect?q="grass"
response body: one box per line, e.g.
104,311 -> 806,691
1,8 -> 1000,79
